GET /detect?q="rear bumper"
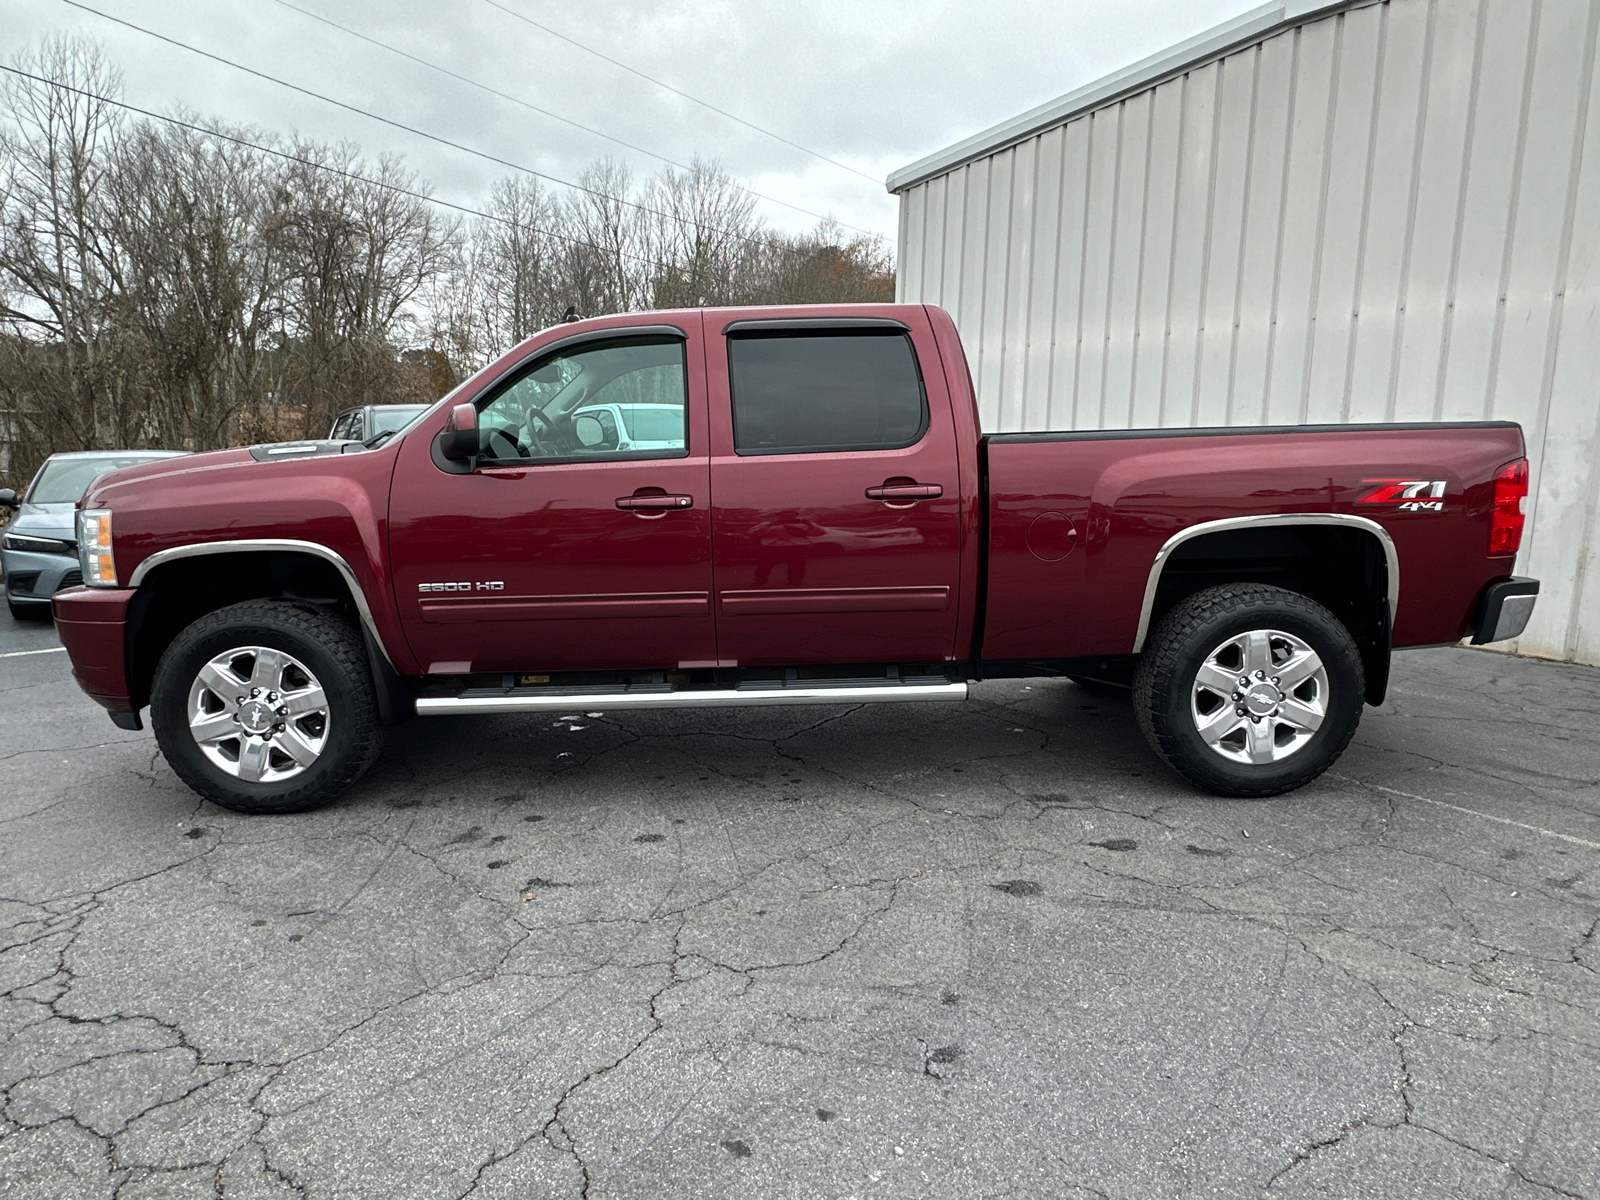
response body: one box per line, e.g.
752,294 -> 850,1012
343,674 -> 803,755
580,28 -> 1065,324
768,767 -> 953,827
1471,576 -> 1539,645
51,585 -> 137,713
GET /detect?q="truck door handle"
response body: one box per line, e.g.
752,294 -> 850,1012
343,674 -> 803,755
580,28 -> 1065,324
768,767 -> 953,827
866,482 -> 943,501
615,493 -> 694,510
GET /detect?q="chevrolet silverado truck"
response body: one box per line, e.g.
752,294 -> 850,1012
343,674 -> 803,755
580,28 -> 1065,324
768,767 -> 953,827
52,304 -> 1538,814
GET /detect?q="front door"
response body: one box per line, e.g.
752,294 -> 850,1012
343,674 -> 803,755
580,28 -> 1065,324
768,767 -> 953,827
389,320 -> 717,675
706,315 -> 964,667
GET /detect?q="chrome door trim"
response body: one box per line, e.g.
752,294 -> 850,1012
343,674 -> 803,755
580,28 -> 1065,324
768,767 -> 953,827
128,539 -> 396,666
1130,514 -> 1400,654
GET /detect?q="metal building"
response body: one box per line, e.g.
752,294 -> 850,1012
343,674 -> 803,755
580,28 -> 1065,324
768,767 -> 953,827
889,0 -> 1600,665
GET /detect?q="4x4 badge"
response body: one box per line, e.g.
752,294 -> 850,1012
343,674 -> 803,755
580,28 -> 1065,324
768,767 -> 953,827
1357,478 -> 1447,512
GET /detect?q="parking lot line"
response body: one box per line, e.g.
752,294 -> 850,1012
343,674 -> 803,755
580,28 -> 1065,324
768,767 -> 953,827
1333,773 -> 1600,852
0,645 -> 67,658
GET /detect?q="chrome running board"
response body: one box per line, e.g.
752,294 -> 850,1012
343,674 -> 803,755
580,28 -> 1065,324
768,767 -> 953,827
414,678 -> 968,716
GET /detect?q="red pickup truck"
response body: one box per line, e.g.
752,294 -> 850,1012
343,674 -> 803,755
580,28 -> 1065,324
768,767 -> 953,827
53,304 -> 1537,814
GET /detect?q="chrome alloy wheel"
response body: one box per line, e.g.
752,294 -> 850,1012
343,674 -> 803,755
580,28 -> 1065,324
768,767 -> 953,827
186,646 -> 331,782
1190,629 -> 1328,765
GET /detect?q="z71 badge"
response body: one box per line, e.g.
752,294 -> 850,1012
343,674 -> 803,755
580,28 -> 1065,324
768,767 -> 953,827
1356,479 -> 1448,512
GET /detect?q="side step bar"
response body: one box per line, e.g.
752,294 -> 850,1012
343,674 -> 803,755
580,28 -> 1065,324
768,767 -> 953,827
415,678 -> 968,716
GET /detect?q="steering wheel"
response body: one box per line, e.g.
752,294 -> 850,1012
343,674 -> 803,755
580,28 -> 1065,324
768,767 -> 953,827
523,409 -> 559,455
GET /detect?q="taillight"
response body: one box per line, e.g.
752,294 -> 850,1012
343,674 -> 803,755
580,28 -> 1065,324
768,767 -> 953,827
1489,458 -> 1528,556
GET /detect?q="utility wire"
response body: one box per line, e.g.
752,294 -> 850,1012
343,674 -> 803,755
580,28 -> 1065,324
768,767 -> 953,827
478,0 -> 882,185
267,0 -> 876,237
56,0 -> 835,264
0,63 -> 815,307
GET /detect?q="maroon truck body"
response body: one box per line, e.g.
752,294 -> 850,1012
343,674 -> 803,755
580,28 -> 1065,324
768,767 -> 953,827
53,303 -> 1530,793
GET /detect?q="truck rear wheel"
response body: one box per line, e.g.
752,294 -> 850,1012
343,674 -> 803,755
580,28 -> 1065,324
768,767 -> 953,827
1132,584 -> 1364,797
150,600 -> 383,814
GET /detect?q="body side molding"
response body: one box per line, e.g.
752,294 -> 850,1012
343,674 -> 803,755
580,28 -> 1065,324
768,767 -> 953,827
1130,514 -> 1401,654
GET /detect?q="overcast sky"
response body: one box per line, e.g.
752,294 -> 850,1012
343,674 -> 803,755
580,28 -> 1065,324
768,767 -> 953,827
1,0 -> 1259,245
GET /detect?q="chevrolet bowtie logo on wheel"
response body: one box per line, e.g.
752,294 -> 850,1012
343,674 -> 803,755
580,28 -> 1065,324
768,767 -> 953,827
1356,478 -> 1448,512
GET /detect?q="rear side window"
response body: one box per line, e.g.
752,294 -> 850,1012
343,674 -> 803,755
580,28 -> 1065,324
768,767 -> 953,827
728,331 -> 927,455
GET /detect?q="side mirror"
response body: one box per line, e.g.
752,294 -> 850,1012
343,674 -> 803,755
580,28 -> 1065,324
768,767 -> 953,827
437,403 -> 478,461
0,488 -> 17,510
574,413 -> 615,450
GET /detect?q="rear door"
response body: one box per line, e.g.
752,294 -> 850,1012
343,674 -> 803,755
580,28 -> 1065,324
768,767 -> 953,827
706,314 -> 964,667
388,319 -> 716,674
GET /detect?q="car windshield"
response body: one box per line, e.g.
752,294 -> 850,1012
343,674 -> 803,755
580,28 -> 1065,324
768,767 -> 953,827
616,406 -> 684,441
371,407 -> 427,435
27,456 -> 166,504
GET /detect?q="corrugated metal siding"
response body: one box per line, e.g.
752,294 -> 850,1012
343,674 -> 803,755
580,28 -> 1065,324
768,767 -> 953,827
896,0 -> 1600,665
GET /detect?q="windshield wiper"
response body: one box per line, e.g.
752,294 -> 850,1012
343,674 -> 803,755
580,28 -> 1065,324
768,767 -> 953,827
362,429 -> 399,449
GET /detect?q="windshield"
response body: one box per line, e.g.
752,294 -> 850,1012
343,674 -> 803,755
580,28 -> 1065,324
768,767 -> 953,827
371,406 -> 428,435
617,406 -> 685,442
27,456 -> 168,504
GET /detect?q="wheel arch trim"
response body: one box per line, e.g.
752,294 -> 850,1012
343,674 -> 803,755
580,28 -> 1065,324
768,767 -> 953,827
127,539 -> 396,667
1130,514 -> 1400,654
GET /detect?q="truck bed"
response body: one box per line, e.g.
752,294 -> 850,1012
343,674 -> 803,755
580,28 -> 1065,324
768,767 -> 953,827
980,421 -> 1525,661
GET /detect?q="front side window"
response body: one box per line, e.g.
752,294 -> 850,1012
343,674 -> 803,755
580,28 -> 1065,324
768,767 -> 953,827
477,337 -> 688,463
728,331 -> 927,455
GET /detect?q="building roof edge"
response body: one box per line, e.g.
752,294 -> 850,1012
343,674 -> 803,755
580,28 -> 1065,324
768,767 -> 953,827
886,0 -> 1351,193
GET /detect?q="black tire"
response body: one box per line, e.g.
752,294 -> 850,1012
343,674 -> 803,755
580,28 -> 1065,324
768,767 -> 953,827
150,600 -> 383,814
1132,584 -> 1364,797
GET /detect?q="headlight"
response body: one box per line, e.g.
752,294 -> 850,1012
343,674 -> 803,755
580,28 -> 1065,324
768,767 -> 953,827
3,533 -> 76,554
78,509 -> 117,586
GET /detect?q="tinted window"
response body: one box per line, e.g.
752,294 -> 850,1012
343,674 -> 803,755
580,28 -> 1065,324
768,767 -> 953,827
728,332 -> 926,455
478,337 -> 687,463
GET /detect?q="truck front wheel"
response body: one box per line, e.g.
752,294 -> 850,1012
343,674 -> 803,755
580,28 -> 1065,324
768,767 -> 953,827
1132,584 -> 1365,797
150,601 -> 383,814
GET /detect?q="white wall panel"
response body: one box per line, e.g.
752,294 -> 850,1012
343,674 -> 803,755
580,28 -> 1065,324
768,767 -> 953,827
895,0 -> 1600,664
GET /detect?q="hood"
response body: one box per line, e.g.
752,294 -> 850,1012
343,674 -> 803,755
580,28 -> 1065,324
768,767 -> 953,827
83,446 -> 260,507
7,501 -> 77,542
82,439 -> 392,512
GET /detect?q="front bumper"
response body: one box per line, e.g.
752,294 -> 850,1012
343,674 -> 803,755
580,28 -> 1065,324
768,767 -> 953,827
1471,576 -> 1540,645
51,585 -> 137,717
1,546 -> 82,605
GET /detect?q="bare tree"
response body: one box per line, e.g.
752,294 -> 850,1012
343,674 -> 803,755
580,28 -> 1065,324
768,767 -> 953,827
0,34 -> 127,457
0,34 -> 895,497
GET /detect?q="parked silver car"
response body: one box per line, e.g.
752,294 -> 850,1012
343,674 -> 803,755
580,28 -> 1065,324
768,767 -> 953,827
1,450 -> 188,619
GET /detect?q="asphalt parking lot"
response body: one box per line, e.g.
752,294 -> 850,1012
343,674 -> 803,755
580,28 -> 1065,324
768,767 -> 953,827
1,609 -> 1597,1200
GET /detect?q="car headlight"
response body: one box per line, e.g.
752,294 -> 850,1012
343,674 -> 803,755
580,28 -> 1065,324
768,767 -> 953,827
3,532 -> 76,554
78,509 -> 117,586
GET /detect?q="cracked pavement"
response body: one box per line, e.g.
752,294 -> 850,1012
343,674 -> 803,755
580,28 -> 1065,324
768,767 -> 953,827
1,609 -> 1597,1199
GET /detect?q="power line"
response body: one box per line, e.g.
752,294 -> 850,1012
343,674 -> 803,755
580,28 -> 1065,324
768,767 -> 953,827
478,0 -> 883,186
56,0 -> 839,264
0,63 -> 815,307
267,0 -> 876,237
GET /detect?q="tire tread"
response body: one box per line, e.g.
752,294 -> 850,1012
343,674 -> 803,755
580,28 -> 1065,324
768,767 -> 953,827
151,600 -> 381,814
1133,583 -> 1364,797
